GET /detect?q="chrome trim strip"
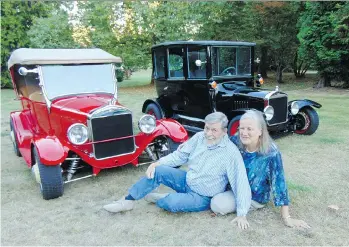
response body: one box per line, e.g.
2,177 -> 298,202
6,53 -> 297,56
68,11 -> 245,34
88,104 -> 127,118
37,66 -> 52,111
176,114 -> 205,123
110,64 -> 117,104
64,174 -> 93,184
266,94 -> 289,126
265,91 -> 277,100
88,109 -> 136,160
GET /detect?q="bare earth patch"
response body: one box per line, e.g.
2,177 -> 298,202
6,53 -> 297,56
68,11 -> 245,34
1,87 -> 349,246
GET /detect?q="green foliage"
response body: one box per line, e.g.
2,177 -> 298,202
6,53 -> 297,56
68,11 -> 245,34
27,10 -> 80,48
251,2 -> 301,83
1,1 -> 52,88
298,2 -> 349,87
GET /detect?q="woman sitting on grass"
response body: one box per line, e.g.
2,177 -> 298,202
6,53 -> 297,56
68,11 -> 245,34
211,110 -> 310,229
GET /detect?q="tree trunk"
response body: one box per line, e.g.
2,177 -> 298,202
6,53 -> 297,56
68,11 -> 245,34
260,46 -> 268,78
313,75 -> 331,88
276,64 -> 283,84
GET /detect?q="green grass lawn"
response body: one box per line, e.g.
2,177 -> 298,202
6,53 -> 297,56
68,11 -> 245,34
118,69 -> 152,88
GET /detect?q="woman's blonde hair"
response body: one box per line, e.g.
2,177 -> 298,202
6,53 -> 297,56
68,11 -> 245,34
235,110 -> 275,155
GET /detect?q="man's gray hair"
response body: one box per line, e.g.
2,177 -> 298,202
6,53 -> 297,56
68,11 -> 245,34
204,112 -> 228,129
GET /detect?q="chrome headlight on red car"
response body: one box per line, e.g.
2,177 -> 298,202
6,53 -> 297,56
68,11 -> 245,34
138,115 -> 156,134
67,123 -> 89,145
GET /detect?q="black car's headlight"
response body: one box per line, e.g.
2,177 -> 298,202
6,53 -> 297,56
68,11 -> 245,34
290,101 -> 300,115
138,115 -> 156,134
67,123 -> 89,145
263,105 -> 274,121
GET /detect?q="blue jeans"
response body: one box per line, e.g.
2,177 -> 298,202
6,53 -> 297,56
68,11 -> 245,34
128,166 -> 211,213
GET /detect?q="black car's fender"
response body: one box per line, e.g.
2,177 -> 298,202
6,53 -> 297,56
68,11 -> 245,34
288,99 -> 322,110
226,109 -> 249,121
142,98 -> 171,118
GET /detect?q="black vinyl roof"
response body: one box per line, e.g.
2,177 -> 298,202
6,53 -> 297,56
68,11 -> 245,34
152,40 -> 256,49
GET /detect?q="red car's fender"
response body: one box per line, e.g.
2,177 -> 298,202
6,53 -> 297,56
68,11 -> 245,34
10,111 -> 33,166
33,137 -> 68,165
134,118 -> 188,152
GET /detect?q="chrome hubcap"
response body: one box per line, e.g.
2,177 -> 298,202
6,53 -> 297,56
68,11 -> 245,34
32,163 -> 41,184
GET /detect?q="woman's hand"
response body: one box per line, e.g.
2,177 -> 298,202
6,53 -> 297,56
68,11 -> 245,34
283,217 -> 311,229
231,216 -> 250,230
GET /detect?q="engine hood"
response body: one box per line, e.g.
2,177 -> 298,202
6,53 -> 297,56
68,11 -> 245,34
234,89 -> 270,99
51,94 -> 116,116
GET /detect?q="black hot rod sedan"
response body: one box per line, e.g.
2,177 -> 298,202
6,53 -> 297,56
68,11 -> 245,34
142,41 -> 322,136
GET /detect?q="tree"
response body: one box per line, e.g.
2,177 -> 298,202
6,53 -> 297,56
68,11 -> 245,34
1,1 -> 52,88
251,2 -> 301,83
298,2 -> 349,88
27,10 -> 80,48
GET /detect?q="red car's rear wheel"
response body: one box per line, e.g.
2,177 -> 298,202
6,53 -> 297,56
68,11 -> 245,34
10,118 -> 21,157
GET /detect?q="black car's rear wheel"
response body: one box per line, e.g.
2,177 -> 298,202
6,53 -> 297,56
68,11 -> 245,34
228,116 -> 241,137
10,119 -> 21,157
294,107 -> 319,135
33,147 -> 64,200
145,103 -> 163,120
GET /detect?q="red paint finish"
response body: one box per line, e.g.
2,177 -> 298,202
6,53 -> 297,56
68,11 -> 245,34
10,91 -> 188,174
34,137 -> 68,165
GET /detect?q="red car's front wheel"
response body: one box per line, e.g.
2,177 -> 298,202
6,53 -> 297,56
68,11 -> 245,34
33,147 -> 64,200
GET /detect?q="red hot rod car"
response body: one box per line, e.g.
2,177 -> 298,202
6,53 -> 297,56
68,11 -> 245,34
8,48 -> 188,200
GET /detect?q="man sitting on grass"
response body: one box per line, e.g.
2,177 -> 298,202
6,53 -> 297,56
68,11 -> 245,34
103,112 -> 252,229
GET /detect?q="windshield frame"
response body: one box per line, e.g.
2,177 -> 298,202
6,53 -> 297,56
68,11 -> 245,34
211,46 -> 252,79
37,64 -> 117,107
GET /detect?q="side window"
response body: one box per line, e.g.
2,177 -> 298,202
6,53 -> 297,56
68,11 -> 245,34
237,47 -> 251,75
168,47 -> 184,78
154,49 -> 165,79
13,65 -> 43,102
188,47 -> 207,79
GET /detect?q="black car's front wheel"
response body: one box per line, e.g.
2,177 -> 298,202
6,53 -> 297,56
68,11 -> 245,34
33,147 -> 64,200
294,107 -> 319,135
145,103 -> 163,120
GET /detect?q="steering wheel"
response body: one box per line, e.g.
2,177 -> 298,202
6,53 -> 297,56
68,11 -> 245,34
220,66 -> 236,76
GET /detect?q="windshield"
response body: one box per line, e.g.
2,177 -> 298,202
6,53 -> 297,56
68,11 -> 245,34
212,46 -> 252,77
41,64 -> 115,100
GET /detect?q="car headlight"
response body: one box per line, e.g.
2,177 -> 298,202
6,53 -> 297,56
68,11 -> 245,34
263,105 -> 274,121
290,101 -> 300,115
67,123 -> 89,145
138,115 -> 156,134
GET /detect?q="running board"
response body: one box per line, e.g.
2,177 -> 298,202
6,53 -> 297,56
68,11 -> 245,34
174,114 -> 205,123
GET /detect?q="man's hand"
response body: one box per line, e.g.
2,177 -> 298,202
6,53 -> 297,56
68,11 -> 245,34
231,216 -> 250,230
146,162 -> 158,179
284,217 -> 311,229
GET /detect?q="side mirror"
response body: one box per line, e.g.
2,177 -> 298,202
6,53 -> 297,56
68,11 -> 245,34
18,67 -> 38,76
